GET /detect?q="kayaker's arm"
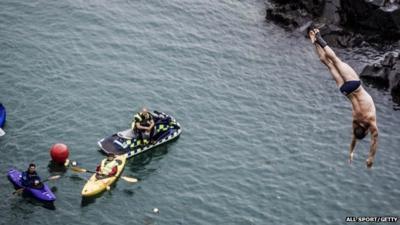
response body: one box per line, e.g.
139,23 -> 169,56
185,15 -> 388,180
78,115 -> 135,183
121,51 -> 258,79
20,173 -> 30,187
108,166 -> 117,177
35,175 -> 41,185
20,172 -> 40,187
96,165 -> 101,173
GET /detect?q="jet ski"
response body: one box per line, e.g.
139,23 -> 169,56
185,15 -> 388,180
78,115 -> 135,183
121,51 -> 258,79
98,111 -> 181,158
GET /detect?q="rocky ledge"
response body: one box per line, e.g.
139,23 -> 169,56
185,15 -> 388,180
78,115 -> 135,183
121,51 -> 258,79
360,53 -> 400,104
266,0 -> 400,105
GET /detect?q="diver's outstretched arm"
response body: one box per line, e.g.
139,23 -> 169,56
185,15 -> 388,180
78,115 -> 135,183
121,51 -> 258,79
366,122 -> 379,168
349,135 -> 357,164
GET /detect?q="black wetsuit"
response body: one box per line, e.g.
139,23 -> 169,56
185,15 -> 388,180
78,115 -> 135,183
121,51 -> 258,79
133,113 -> 154,144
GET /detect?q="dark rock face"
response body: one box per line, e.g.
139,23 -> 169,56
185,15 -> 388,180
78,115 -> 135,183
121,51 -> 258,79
269,0 -> 326,16
265,0 -> 329,28
360,53 -> 400,104
340,0 -> 400,40
266,0 -> 400,48
266,2 -> 315,29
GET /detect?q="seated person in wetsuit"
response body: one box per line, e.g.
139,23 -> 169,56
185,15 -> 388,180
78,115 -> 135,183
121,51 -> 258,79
20,163 -> 42,188
131,107 -> 155,145
96,153 -> 118,178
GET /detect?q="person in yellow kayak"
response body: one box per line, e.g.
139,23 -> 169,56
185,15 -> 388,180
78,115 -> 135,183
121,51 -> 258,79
96,153 -> 118,178
132,107 -> 155,146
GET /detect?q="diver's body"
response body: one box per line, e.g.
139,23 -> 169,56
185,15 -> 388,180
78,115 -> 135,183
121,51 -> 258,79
308,28 -> 378,168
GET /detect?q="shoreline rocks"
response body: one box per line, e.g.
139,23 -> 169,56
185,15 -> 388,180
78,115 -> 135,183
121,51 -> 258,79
266,0 -> 400,48
360,53 -> 400,104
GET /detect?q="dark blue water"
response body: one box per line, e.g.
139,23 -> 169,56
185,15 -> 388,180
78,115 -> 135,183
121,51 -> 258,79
1,0 -> 399,224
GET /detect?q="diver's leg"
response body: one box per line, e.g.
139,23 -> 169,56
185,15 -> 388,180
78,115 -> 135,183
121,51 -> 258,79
314,30 -> 359,80
326,60 -> 345,87
310,29 -> 330,67
314,44 -> 344,87
322,46 -> 359,80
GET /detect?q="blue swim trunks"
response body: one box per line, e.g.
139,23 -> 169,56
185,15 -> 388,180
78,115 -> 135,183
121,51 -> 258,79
340,80 -> 361,96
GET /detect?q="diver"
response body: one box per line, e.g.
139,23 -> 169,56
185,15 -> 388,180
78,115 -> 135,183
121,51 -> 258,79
308,27 -> 379,168
131,107 -> 155,146
21,163 -> 42,188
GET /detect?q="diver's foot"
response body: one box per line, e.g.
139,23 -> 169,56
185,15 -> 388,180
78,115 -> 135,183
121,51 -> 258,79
314,28 -> 322,41
308,29 -> 316,43
313,28 -> 327,48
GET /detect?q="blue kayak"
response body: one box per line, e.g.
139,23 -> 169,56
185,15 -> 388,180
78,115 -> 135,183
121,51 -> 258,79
7,169 -> 56,202
0,103 -> 6,128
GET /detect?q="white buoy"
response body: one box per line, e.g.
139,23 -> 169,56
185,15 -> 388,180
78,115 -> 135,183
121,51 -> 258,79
71,161 -> 77,167
153,208 -> 159,213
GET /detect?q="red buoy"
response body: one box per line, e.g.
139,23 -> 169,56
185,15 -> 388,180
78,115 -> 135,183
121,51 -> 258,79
50,143 -> 69,164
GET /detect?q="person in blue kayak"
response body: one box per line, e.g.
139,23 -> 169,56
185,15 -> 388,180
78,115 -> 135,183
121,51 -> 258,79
96,153 -> 118,178
20,163 -> 42,188
132,107 -> 155,145
308,27 -> 378,168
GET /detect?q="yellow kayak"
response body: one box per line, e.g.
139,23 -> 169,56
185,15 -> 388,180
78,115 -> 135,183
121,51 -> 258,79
81,155 -> 127,197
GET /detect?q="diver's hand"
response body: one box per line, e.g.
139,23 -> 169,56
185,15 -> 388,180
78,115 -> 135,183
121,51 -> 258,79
348,152 -> 354,164
366,157 -> 374,168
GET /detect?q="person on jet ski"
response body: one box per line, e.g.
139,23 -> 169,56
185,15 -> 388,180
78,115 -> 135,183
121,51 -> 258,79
20,163 -> 42,188
132,107 -> 155,145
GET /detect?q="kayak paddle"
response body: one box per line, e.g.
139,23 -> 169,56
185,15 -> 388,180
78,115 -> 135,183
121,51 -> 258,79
13,175 -> 61,195
71,166 -> 138,183
0,128 -> 5,137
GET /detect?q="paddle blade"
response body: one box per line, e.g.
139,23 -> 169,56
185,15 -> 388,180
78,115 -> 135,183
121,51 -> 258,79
48,175 -> 61,180
13,188 -> 24,195
71,167 -> 87,173
0,128 -> 5,137
121,176 -> 138,183
40,175 -> 62,183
